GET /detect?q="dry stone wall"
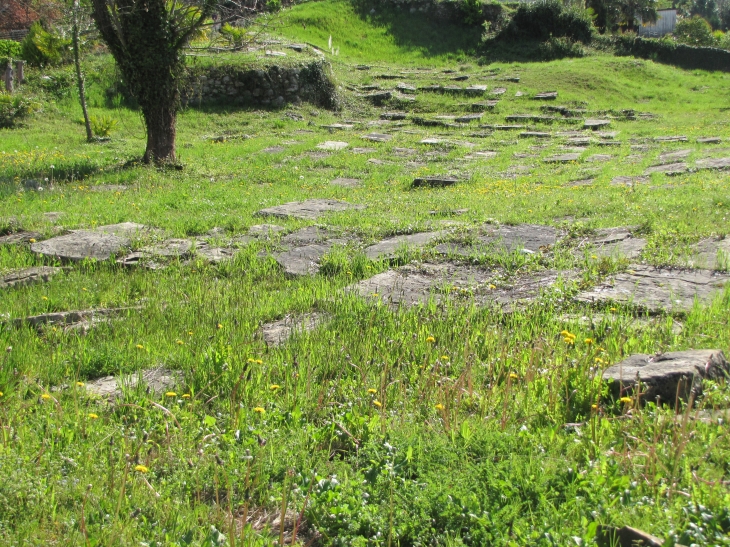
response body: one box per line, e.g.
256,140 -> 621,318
181,60 -> 338,109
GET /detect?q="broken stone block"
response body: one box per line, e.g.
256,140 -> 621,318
603,349 -> 729,405
85,367 -> 181,401
412,176 -> 460,188
261,312 -> 328,346
256,199 -> 365,220
31,232 -> 131,261
364,231 -> 444,260
0,266 -> 63,289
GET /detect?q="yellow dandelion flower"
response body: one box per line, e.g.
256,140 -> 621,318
182,394 -> 191,399
41,393 -> 51,400
584,338 -> 593,345
88,413 -> 99,419
373,400 -> 382,408
619,397 -> 632,404
367,388 -> 377,394
136,344 -> 144,349
134,465 -> 149,473
435,403 -> 445,410
509,373 -> 519,379
42,296 -> 48,301
0,391 -> 4,397
440,355 -> 449,361
247,358 -> 256,363
29,238 -> 36,243
270,384 -> 280,391
595,357 -> 604,364
255,359 -> 263,365
176,340 -> 184,345
610,307 -> 617,312
188,331 -> 193,336
564,337 -> 575,345
165,391 -> 177,397
426,336 -> 435,343
591,404 -> 598,410
217,323 -> 223,329
76,381 -> 84,387
253,407 -> 265,414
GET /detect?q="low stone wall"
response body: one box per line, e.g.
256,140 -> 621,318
181,60 -> 338,109
613,35 -> 730,73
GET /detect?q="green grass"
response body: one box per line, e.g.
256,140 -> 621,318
0,1 -> 729,545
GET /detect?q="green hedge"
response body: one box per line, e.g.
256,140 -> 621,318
613,35 -> 730,72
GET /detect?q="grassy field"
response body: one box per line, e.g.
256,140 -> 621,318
1,1 -> 730,545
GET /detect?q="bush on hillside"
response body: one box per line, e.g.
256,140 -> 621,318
538,35 -> 586,59
496,0 -> 594,43
21,22 -> 71,67
0,93 -> 40,128
0,39 -> 22,71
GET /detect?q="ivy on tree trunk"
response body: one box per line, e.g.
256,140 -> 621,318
90,0 -> 217,164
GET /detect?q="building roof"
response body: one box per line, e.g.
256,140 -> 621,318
0,0 -> 39,32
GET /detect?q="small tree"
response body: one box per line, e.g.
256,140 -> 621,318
90,0 -> 218,164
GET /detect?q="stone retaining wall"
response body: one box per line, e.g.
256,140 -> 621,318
181,60 -> 338,109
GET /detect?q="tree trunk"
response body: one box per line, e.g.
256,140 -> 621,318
72,0 -> 93,143
142,104 -> 177,164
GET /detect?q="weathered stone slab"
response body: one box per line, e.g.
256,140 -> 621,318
575,227 -> 646,259
575,265 -> 730,313
688,237 -> 730,270
331,177 -> 361,188
12,306 -> 139,329
364,231 -> 444,260
507,114 -> 558,123
347,262 -> 574,309
544,153 -> 580,163
256,199 -> 364,220
393,147 -> 417,156
261,146 -> 286,154
0,231 -> 41,245
32,231 -> 131,261
93,222 -> 151,238
654,136 -> 687,142
280,226 -> 339,247
420,138 -> 444,145
363,91 -> 391,104
596,525 -> 665,547
317,141 -> 349,151
490,87 -> 506,95
262,312 -> 328,346
196,246 -> 235,263
584,119 -> 610,130
322,123 -> 353,130
352,147 -> 376,154
471,101 -> 498,111
249,224 -> 287,237
697,137 -> 721,144
451,74 -> 469,81
455,113 -> 482,123
381,112 -> 407,120
464,151 -> 497,160
658,149 -> 691,162
139,239 -> 194,258
519,132 -> 552,139
274,243 -> 338,276
396,82 -> 416,93
436,224 -> 561,256
564,178 -> 594,187
412,176 -> 460,188
362,133 -> 391,142
603,349 -> 729,405
464,85 -> 487,95
533,91 -> 558,100
586,154 -> 613,162
85,367 -> 181,400
644,162 -> 687,175
0,266 -> 63,289
695,157 -> 730,170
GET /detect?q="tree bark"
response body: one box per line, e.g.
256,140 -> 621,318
72,0 -> 93,142
142,103 -> 177,164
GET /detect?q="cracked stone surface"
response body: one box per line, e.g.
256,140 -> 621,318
85,367 -> 181,400
12,306 -> 140,329
275,243 -> 343,276
544,153 -> 580,163
435,224 -> 561,257
364,231 -> 444,260
32,231 -> 131,261
93,222 -> 152,238
695,157 -> 730,170
362,133 -> 391,142
347,262 -> 575,309
584,119 -> 610,129
412,176 -> 460,188
330,177 -> 361,188
574,227 -> 647,260
262,312 -> 328,346
1,266 -> 63,289
0,231 -> 41,245
139,238 -> 195,258
248,224 -> 287,237
603,349 -> 729,405
316,141 -> 349,151
658,149 -> 691,162
196,246 -> 236,263
280,226 -> 340,247
644,162 -> 688,175
688,237 -> 730,270
256,199 -> 365,220
575,265 -> 730,313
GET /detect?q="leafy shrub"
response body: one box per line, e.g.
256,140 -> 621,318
20,22 -> 71,67
90,114 -> 118,137
538,36 -> 586,59
219,23 -> 248,48
266,0 -> 282,12
460,0 -> 484,25
497,0 -> 594,43
0,39 -> 22,68
674,15 -> 716,46
0,93 -> 39,128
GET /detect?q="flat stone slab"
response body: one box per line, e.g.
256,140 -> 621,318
85,367 -> 181,401
455,114 -> 482,123
654,136 -> 687,142
519,132 -> 552,139
274,243 -> 343,276
533,91 -> 558,100
196,246 -> 236,263
364,231 -> 444,260
262,312 -> 328,346
584,119 -> 610,129
586,154 -> 613,162
381,112 -> 407,120
544,153 -> 580,163
316,141 -> 349,151
697,137 -> 721,144
575,227 -> 646,259
471,101 -> 498,111
412,176 -> 460,188
12,306 -> 139,330
32,231 -> 131,261
0,231 -> 41,245
248,224 -> 287,237
0,266 -> 63,289
322,124 -> 353,130
658,149 -> 691,162
261,146 -> 286,154
347,262 -> 574,309
93,222 -> 151,238
695,157 -> 730,170
363,91 -> 391,104
352,147 -> 376,154
362,133 -> 391,142
603,349 -> 729,405
436,224 -> 561,256
575,265 -> 730,313
139,238 -> 194,258
280,226 -> 340,247
330,177 -> 361,188
396,83 -> 416,92
644,162 -> 688,175
256,199 -> 365,220
87,185 -> 129,192
490,87 -> 506,95
688,237 -> 730,270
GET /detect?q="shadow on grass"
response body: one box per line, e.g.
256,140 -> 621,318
351,1 -> 482,58
479,39 -> 585,64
